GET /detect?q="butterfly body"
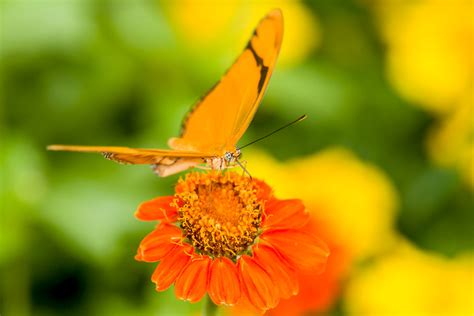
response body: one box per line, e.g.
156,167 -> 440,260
48,9 -> 283,177
151,149 -> 241,177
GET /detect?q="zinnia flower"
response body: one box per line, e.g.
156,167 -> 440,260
134,171 -> 329,313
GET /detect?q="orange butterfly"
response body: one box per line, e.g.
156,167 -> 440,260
48,9 -> 283,177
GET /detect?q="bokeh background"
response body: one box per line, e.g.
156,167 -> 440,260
1,0 -> 473,315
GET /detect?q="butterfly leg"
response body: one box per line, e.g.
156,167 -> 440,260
239,160 -> 248,176
235,159 -> 252,179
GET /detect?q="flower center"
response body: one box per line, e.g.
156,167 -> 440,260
175,172 -> 263,259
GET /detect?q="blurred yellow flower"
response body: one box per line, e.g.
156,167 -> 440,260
344,237 -> 474,316
373,0 -> 473,114
428,91 -> 474,188
248,147 -> 398,261
161,0 -> 321,67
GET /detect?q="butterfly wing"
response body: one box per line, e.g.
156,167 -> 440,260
47,145 -> 212,176
48,10 -> 283,176
169,9 -> 283,155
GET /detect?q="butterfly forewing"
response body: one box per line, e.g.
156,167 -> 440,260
168,9 -> 283,155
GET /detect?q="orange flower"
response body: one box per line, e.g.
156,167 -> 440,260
268,217 -> 351,315
134,171 -> 329,313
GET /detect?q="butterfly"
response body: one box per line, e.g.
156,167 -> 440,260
48,9 -> 283,177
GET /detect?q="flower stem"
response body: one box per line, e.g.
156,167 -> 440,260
203,295 -> 218,316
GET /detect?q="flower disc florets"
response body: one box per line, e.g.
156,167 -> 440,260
174,172 -> 263,259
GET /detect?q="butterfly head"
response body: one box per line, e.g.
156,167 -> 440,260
224,148 -> 241,163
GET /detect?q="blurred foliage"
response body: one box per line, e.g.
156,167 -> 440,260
1,0 -> 472,315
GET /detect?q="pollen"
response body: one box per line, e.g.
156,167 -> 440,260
175,172 -> 263,259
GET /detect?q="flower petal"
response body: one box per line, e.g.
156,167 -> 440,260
238,255 -> 279,312
208,257 -> 241,306
255,179 -> 273,201
262,198 -> 309,230
135,196 -> 177,222
135,223 -> 182,262
234,293 -> 266,315
151,244 -> 192,291
175,255 -> 210,303
253,244 -> 299,299
261,229 -> 329,271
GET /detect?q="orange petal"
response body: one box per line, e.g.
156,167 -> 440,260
208,257 -> 241,306
261,229 -> 329,271
254,179 -> 273,201
135,223 -> 182,262
151,244 -> 192,291
238,255 -> 279,312
262,198 -> 309,230
175,255 -> 210,303
252,244 -> 298,299
134,196 -> 177,222
234,293 -> 267,315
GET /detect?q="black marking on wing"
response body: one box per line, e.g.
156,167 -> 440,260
246,41 -> 270,93
258,66 -> 269,92
102,152 -> 131,165
246,41 -> 264,65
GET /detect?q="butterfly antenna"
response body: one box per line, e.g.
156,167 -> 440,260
235,159 -> 252,179
238,114 -> 307,150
